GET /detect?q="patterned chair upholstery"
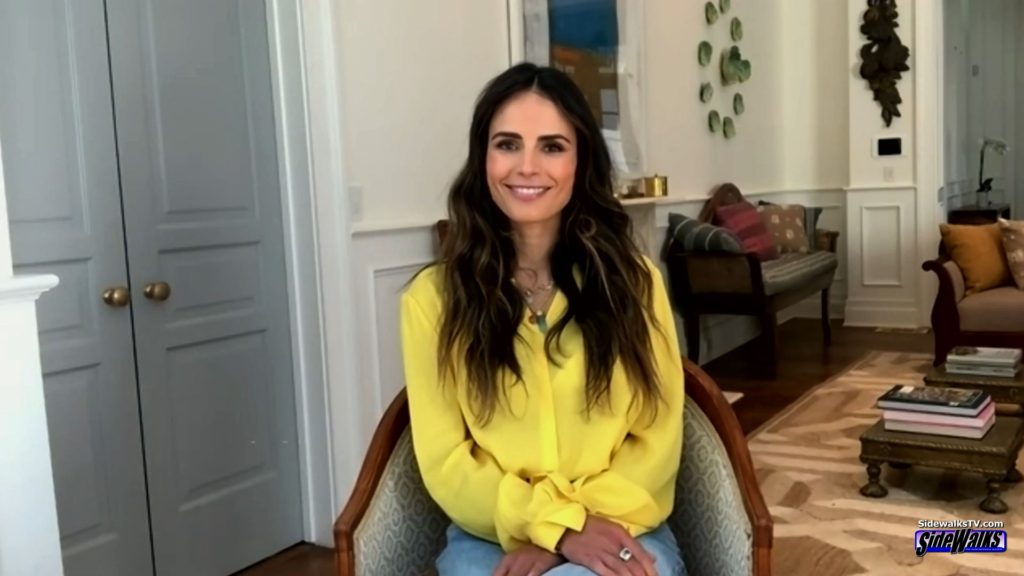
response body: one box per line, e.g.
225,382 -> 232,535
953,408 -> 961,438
335,358 -> 772,576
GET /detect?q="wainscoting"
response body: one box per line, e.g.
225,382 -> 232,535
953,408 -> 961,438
842,185 -> 921,327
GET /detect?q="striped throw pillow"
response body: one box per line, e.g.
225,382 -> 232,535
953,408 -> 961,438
666,213 -> 744,253
714,201 -> 779,261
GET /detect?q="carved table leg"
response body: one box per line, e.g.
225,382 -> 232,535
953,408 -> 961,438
1005,467 -> 1022,484
980,478 -> 1008,514
860,463 -> 888,498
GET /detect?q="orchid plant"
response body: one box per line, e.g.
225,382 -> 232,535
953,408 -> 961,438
977,137 -> 1010,206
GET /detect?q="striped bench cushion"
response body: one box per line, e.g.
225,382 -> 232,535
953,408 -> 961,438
761,251 -> 838,295
667,213 -> 744,253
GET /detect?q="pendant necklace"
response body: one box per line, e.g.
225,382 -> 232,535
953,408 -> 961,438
511,276 -> 555,331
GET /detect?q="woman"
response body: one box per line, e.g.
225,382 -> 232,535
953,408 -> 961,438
401,63 -> 686,576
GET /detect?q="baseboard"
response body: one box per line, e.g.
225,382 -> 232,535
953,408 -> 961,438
843,299 -> 921,328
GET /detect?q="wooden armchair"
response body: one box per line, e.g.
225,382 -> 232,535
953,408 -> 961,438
333,359 -> 773,576
922,255 -> 1024,365
664,184 -> 839,368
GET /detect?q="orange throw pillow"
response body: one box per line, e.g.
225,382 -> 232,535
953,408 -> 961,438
940,223 -> 1010,294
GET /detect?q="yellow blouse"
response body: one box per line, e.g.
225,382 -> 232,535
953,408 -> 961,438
400,257 -> 684,553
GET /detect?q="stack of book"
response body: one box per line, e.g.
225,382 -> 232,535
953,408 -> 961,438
877,385 -> 994,439
946,346 -> 1022,378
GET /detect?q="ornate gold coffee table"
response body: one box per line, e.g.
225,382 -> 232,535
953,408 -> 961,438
924,365 -> 1024,407
858,418 -> 1024,514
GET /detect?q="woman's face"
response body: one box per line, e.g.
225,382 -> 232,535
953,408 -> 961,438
486,91 -> 577,230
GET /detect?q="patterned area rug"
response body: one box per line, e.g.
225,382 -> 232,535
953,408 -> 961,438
749,351 -> 1024,575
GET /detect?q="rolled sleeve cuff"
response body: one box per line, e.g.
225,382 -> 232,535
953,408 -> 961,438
495,475 -> 587,551
527,502 -> 587,552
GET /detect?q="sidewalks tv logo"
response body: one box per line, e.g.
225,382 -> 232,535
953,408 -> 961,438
915,519 -> 1007,557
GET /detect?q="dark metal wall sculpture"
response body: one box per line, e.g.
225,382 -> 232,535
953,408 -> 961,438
858,0 -> 910,127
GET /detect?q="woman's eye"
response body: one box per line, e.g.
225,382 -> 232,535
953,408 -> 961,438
543,143 -> 565,154
496,139 -> 519,151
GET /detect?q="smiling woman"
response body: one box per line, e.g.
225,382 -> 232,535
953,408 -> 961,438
486,92 -> 577,235
400,63 -> 689,576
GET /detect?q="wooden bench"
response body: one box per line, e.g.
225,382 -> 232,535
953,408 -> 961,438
663,184 -> 839,370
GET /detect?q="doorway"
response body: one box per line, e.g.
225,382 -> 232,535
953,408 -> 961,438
0,1 -> 325,574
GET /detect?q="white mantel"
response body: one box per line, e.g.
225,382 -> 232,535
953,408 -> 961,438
0,137 -> 64,574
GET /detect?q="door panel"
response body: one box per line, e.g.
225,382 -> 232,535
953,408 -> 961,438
105,0 -> 302,573
0,1 -> 154,575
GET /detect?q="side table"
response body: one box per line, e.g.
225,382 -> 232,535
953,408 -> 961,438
858,418 -> 1024,514
924,365 -> 1024,408
947,203 -> 1011,225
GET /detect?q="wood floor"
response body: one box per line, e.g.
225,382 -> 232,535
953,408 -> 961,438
704,318 -> 932,434
235,318 -> 934,576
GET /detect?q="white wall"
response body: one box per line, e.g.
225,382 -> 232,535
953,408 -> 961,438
337,0 -> 510,227
344,0 -> 851,227
646,0 -> 848,197
842,0 -> 938,328
847,2 -> 916,187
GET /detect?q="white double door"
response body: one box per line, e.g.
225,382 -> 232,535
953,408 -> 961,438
0,1 -> 303,574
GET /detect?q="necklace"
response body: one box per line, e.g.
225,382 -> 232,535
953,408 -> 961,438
510,276 -> 555,327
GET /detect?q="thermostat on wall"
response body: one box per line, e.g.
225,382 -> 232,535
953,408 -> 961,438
872,136 -> 903,157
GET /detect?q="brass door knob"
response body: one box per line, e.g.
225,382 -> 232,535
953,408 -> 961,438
144,281 -> 171,302
102,286 -> 131,308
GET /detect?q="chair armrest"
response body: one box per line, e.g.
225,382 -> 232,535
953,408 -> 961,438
814,229 -> 840,253
666,251 -> 764,296
334,390 -> 411,576
682,358 -> 773,575
922,258 -> 964,335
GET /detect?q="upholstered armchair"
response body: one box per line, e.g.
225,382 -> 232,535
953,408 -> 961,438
922,256 -> 1024,365
333,359 -> 773,576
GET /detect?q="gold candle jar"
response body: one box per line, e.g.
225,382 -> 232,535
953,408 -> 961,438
643,174 -> 668,197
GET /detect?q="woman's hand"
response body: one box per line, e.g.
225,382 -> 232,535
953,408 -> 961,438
493,543 -> 564,576
557,516 -> 658,576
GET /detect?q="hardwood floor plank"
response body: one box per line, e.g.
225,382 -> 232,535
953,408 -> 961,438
233,543 -> 334,576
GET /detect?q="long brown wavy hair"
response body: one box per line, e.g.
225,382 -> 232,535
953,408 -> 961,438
436,63 -> 664,424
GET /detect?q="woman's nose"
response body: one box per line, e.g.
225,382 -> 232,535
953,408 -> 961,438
518,149 -> 539,176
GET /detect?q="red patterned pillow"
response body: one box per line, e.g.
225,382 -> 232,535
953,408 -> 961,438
714,201 -> 779,261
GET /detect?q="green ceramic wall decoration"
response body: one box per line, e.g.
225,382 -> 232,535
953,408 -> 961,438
698,41 -> 713,67
699,1 -> 751,139
709,111 -> 722,133
731,18 -> 743,41
705,2 -> 719,24
721,46 -> 752,85
723,117 -> 736,139
700,83 -> 714,103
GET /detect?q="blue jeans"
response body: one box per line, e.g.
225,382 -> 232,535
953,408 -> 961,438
436,523 -> 687,576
